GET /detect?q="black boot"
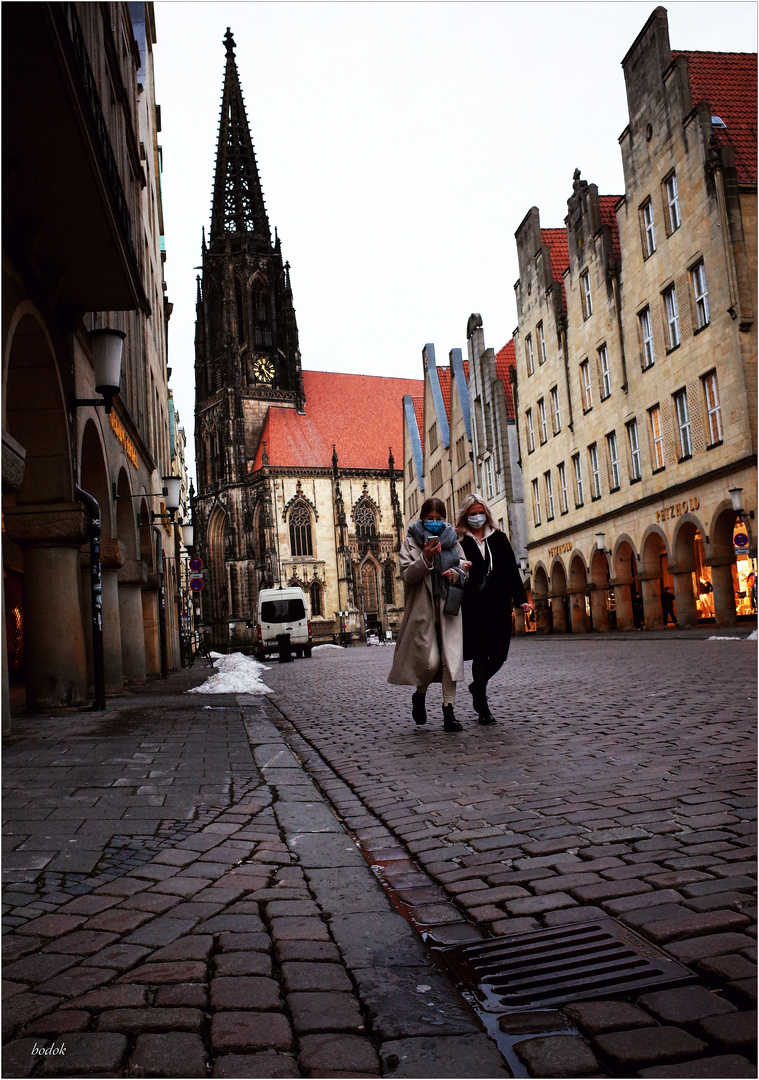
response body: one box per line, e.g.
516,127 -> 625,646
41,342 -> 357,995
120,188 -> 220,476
478,704 -> 496,726
412,691 -> 427,725
469,681 -> 487,716
443,703 -> 463,732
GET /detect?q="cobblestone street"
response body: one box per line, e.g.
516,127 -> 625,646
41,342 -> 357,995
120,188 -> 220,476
2,634 -> 756,1078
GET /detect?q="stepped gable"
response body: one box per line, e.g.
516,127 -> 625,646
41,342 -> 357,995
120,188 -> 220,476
437,367 -> 451,420
494,340 -> 516,421
252,370 -> 423,471
541,227 -> 570,310
674,50 -> 757,185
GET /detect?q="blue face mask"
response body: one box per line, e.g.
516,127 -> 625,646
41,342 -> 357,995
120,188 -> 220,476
423,519 -> 445,536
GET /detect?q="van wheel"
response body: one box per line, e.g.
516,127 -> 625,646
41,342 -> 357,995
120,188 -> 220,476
304,647 -> 312,658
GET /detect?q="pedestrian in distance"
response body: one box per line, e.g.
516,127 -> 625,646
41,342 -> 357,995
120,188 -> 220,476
661,585 -> 678,626
388,497 -> 469,732
456,493 -> 530,725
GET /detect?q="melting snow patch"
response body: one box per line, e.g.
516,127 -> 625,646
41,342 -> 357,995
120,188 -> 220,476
312,643 -> 345,651
708,631 -> 757,641
188,652 -> 272,695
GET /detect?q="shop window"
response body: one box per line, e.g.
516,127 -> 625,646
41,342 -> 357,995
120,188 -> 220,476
693,530 -> 714,619
733,520 -> 755,617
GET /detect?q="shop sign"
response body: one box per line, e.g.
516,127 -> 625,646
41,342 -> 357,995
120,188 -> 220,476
548,541 -> 572,558
109,411 -> 139,468
655,496 -> 699,523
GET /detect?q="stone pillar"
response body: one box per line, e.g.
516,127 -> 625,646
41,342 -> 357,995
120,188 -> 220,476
640,574 -> 663,631
514,606 -> 526,636
613,581 -> 634,631
568,589 -> 588,633
711,562 -> 738,628
143,576 -> 161,677
591,587 -> 610,632
4,504 -> 89,709
101,540 -> 126,694
118,558 -> 148,685
673,570 -> 697,629
534,597 -> 552,634
549,593 -> 567,633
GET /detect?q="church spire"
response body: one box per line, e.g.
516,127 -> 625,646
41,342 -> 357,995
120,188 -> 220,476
210,28 -> 270,244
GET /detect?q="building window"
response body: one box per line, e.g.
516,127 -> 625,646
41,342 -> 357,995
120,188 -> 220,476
663,284 -> 680,349
354,500 -> 377,538
550,386 -> 561,434
649,406 -> 665,471
384,561 -> 395,606
430,461 -> 443,491
455,436 -> 467,469
627,419 -> 642,481
581,271 -> 593,318
674,388 -> 692,459
558,461 -> 568,513
526,408 -> 535,453
538,398 -> 548,444
589,443 -> 601,499
289,501 -> 314,557
310,580 -> 323,617
598,344 -> 611,399
483,454 -> 495,500
703,371 -> 723,445
544,470 -> 555,520
692,261 -> 710,329
665,173 -> 681,233
642,199 -> 656,257
572,453 -> 584,507
407,457 -> 414,485
526,334 -> 535,376
531,478 -> 541,526
580,359 -> 593,411
639,307 -> 655,369
428,421 -> 438,453
607,431 -> 620,491
537,321 -> 547,364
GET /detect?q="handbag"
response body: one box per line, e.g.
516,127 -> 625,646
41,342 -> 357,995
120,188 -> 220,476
443,581 -> 463,616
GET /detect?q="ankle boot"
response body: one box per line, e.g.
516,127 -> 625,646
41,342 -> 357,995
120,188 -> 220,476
478,704 -> 496,726
442,703 -> 463,732
412,691 -> 427,725
469,680 -> 487,715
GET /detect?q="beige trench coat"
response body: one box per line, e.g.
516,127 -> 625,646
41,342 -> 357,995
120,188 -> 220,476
387,532 -> 467,686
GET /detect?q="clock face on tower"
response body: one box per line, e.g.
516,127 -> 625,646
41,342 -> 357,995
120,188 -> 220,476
252,355 -> 275,383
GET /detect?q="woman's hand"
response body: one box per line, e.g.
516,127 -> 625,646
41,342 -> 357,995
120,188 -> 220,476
442,568 -> 459,582
521,603 -> 531,612
423,537 -> 441,566
460,560 -> 472,570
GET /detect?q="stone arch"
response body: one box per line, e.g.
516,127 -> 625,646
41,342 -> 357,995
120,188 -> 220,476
116,473 -> 147,686
669,513 -> 707,629
532,563 -> 551,635
613,536 -> 639,631
3,307 -> 85,708
568,551 -> 589,633
207,503 -> 230,641
80,420 -> 112,536
708,500 -> 741,627
612,532 -> 638,573
549,558 -> 568,634
640,527 -> 671,631
359,555 -> 381,627
589,544 -> 611,632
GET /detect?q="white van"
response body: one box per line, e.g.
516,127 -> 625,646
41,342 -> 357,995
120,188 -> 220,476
255,586 -> 312,660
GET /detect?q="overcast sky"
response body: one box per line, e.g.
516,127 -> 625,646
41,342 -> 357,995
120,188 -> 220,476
154,2 -> 757,481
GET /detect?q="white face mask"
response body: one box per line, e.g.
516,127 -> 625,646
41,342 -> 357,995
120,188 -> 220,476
467,513 -> 487,529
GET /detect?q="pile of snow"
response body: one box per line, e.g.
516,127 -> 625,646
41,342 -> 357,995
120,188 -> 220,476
188,652 -> 272,695
312,643 -> 345,651
708,631 -> 757,641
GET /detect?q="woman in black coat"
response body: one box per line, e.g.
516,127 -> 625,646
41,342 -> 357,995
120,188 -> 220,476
456,493 -> 530,724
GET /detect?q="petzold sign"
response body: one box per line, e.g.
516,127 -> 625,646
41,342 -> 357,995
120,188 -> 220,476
109,411 -> 139,468
656,496 -> 699,523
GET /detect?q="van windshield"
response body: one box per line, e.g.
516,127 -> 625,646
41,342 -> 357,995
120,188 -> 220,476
260,598 -> 306,623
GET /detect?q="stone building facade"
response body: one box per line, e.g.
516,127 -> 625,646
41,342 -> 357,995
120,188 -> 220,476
193,32 -> 422,649
2,2 -> 183,718
514,7 -> 756,633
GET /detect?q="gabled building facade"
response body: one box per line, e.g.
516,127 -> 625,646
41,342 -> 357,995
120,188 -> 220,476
194,31 -> 421,647
514,7 -> 756,634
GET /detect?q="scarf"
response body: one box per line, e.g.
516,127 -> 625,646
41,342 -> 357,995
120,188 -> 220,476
408,520 -> 460,598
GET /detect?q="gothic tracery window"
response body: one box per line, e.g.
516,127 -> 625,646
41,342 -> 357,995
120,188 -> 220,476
384,560 -> 395,606
251,284 -> 272,348
310,580 -> 323,617
354,500 -> 377,539
289,501 -> 313,557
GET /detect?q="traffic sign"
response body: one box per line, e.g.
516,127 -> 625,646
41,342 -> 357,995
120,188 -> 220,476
190,577 -> 204,592
189,556 -> 203,572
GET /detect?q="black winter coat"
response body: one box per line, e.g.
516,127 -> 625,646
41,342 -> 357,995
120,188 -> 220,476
460,530 -> 528,662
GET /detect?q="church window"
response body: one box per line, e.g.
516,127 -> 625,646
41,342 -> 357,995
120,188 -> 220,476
384,561 -> 395,606
251,284 -> 272,348
361,562 -> 379,613
354,501 -> 377,538
310,580 -> 323,617
289,501 -> 313,557
235,278 -> 245,343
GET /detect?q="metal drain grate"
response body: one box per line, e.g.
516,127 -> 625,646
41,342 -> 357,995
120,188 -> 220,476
437,919 -> 696,1012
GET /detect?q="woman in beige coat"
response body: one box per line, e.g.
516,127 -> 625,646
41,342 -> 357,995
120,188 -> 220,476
388,498 -> 469,732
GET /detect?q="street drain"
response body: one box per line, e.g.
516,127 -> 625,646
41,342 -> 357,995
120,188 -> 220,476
436,918 -> 696,1011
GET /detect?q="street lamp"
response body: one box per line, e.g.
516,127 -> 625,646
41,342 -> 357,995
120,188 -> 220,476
161,476 -> 181,521
181,522 -> 195,548
70,329 -> 125,415
519,556 -> 530,573
595,531 -> 611,555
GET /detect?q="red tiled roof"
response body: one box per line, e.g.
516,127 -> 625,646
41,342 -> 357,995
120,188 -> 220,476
598,195 -> 623,260
674,51 -> 757,185
541,228 -> 570,279
494,340 -> 516,421
412,395 -> 424,436
437,366 -> 451,421
252,370 -> 423,471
